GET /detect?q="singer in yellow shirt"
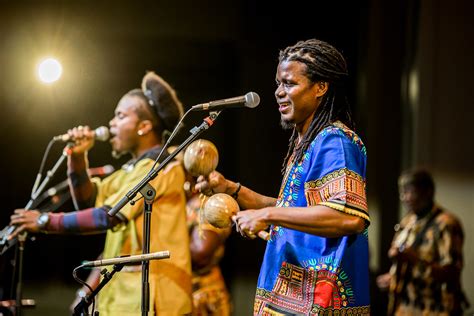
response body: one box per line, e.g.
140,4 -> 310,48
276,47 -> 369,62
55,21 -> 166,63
10,71 -> 192,315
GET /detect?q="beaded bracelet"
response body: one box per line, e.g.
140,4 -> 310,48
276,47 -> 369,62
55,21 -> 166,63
231,182 -> 242,199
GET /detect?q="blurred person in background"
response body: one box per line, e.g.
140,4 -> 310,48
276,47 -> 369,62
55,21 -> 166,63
376,168 -> 468,316
185,174 -> 232,315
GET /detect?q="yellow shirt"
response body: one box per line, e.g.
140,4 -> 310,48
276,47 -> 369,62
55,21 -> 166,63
94,157 -> 192,315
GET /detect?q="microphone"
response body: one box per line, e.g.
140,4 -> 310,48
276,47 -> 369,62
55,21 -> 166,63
53,126 -> 110,142
43,165 -> 115,198
191,92 -> 260,111
81,251 -> 170,267
88,164 -> 115,177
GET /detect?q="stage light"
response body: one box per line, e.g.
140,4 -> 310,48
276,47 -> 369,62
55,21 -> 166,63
37,58 -> 62,83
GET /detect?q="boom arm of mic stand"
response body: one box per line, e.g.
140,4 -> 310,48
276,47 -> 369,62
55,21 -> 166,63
0,143 -> 74,316
108,112 -> 220,217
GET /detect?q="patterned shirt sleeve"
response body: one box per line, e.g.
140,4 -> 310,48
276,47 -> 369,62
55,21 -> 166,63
436,212 -> 464,270
304,128 -> 369,222
47,206 -> 124,233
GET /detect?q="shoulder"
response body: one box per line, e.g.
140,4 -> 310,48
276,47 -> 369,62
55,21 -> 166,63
312,121 -> 367,156
130,158 -> 185,187
138,157 -> 183,172
306,121 -> 367,178
436,208 -> 464,232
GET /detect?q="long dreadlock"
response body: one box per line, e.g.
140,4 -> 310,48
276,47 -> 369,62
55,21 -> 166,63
280,39 -> 355,175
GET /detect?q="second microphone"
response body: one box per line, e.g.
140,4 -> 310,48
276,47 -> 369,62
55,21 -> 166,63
191,92 -> 260,111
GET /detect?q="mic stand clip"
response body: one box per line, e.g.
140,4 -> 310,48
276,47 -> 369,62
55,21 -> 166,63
72,263 -> 125,316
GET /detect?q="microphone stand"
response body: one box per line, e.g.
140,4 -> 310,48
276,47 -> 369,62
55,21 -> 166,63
72,264 -> 124,316
108,111 -> 220,316
26,145 -> 72,209
0,144 -> 73,316
0,145 -> 72,254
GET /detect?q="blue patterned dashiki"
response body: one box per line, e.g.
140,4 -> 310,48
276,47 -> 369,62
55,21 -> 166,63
254,121 -> 370,316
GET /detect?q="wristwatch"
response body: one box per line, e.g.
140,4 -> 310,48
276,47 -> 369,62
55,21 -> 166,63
36,212 -> 50,230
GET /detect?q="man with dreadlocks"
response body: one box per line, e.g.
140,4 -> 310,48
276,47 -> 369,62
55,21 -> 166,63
196,39 -> 370,315
10,72 -> 192,315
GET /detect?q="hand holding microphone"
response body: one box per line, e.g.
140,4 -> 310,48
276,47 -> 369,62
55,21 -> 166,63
54,126 -> 110,155
54,126 -> 110,142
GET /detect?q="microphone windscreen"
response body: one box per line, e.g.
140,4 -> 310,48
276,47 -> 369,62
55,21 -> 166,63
95,126 -> 110,141
245,92 -> 260,108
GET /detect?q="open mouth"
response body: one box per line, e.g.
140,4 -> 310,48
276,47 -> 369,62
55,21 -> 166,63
278,102 -> 291,113
109,131 -> 117,143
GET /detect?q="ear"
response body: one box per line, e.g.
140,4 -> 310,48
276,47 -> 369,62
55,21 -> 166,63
137,119 -> 154,135
315,81 -> 329,98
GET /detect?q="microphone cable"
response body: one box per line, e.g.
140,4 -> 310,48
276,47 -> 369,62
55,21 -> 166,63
72,265 -> 96,315
147,107 -> 194,173
30,139 -> 56,198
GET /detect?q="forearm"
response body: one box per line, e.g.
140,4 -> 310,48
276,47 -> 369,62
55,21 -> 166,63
263,205 -> 366,237
82,266 -> 101,292
74,266 -> 101,304
68,153 -> 96,209
46,207 -> 125,234
225,181 -> 277,210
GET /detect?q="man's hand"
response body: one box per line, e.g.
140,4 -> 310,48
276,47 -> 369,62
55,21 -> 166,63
9,209 -> 41,239
195,170 -> 229,196
67,125 -> 95,156
376,273 -> 391,290
232,208 -> 270,239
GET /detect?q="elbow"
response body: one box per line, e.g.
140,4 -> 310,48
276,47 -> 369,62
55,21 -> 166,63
189,243 -> 213,270
345,216 -> 366,235
324,216 -> 366,238
72,194 -> 96,210
191,252 -> 212,270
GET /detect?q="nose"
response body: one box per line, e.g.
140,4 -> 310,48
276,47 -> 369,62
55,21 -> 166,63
109,117 -> 116,127
400,190 -> 415,203
275,84 -> 285,99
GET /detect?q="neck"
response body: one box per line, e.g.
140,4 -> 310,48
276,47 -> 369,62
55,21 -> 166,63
415,202 -> 434,219
296,132 -> 303,145
296,111 -> 316,137
132,136 -> 162,159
